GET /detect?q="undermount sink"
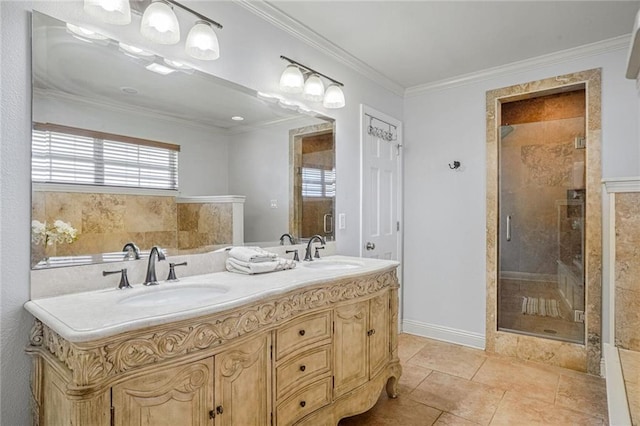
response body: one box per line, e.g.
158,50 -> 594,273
118,284 -> 230,308
303,260 -> 364,270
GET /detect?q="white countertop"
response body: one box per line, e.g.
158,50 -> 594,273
25,256 -> 399,343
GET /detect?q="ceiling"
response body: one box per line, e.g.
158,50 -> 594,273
267,1 -> 640,90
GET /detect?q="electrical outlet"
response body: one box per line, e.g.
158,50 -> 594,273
270,199 -> 278,209
338,213 -> 346,230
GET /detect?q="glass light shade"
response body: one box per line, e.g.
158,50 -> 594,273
140,0 -> 180,45
303,74 -> 325,102
66,23 -> 109,40
84,0 -> 131,25
279,65 -> 304,93
323,84 -> 346,109
185,21 -> 220,60
118,42 -> 155,58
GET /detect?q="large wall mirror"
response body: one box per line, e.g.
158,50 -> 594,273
31,11 -> 335,269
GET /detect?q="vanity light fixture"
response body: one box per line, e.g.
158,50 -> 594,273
85,0 -> 224,60
118,42 -> 155,58
145,62 -> 176,75
65,23 -> 109,43
279,56 -> 345,109
84,0 -> 131,25
231,116 -> 244,121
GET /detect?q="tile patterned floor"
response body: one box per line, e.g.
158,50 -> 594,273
339,333 -> 608,426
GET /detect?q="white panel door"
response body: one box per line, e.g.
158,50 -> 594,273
361,106 -> 401,261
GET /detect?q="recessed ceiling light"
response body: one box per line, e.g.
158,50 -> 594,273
120,86 -> 139,95
145,63 -> 176,75
231,116 -> 244,121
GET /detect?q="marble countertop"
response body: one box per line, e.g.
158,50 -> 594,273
25,255 -> 399,343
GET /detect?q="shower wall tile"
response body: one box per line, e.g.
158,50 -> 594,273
615,192 -> 640,351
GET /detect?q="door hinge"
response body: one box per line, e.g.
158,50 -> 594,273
574,136 -> 586,149
110,406 -> 115,426
270,344 -> 273,360
332,375 -> 335,389
396,144 -> 402,156
396,221 -> 400,231
271,412 -> 273,426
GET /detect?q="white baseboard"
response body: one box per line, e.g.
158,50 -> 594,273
402,319 -> 485,350
603,343 -> 632,426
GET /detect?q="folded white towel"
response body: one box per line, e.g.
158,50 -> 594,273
226,257 -> 296,275
228,246 -> 278,263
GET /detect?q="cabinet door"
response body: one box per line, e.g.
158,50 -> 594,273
214,335 -> 271,426
112,359 -> 214,426
333,300 -> 369,398
369,292 -> 390,377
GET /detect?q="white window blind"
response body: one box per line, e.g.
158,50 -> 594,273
302,167 -> 335,198
32,123 -> 179,190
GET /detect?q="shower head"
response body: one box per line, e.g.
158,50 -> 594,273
500,125 -> 514,139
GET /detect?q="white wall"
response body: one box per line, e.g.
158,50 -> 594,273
402,47 -> 638,347
0,1 -> 403,423
34,93 -> 230,196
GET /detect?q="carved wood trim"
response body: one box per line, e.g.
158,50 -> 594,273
29,269 -> 398,389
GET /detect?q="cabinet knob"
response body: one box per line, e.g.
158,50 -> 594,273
300,401 -> 306,408
216,405 -> 223,415
299,365 -> 306,372
299,329 -> 306,336
209,410 -> 215,419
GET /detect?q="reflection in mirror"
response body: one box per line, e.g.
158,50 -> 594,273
31,11 -> 335,269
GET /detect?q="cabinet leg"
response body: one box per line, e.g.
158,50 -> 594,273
385,375 -> 398,399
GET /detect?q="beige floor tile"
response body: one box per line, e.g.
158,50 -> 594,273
434,412 -> 482,425
408,371 -> 504,425
407,339 -> 487,380
626,384 -> 640,426
399,333 -> 429,363
472,357 -> 560,403
490,391 -> 604,426
555,373 -> 608,420
398,364 -> 433,394
619,348 -> 640,384
339,391 -> 442,426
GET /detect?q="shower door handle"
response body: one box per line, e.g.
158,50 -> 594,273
506,215 -> 512,242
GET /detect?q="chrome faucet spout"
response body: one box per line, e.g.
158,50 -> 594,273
304,235 -> 326,261
122,242 -> 140,260
279,233 -> 296,245
143,246 -> 166,286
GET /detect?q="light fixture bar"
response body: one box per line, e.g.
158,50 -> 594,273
164,0 -> 223,29
280,55 -> 343,87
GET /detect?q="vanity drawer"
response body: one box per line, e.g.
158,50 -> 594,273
276,344 -> 331,400
276,311 -> 331,360
276,377 -> 332,426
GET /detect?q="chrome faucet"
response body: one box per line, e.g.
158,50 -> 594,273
279,233 -> 296,245
143,246 -> 166,286
304,235 -> 326,261
122,242 -> 140,260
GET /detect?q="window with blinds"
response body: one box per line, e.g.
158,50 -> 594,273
301,167 -> 336,198
32,124 -> 179,190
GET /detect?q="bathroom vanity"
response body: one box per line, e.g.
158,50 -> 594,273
25,256 -> 401,425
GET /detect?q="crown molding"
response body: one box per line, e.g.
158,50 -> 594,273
33,88 -> 230,134
603,177 -> 640,193
405,35 -> 631,96
234,0 -> 405,97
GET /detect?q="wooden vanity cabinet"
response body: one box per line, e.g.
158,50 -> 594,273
27,268 -> 400,426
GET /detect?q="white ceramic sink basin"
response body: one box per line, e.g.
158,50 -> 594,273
303,260 -> 364,270
119,284 -> 230,308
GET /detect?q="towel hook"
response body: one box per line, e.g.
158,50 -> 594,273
448,161 -> 461,170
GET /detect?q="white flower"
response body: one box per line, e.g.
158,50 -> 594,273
31,219 -> 77,246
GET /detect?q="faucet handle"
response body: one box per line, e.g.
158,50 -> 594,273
314,246 -> 325,259
167,261 -> 188,281
103,268 -> 132,290
286,249 -> 299,262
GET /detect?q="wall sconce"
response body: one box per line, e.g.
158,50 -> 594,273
83,0 -> 222,60
279,56 -> 346,109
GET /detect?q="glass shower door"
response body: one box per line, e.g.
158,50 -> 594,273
497,118 -> 585,344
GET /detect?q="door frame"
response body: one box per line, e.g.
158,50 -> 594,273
359,104 -> 404,328
485,69 -> 602,375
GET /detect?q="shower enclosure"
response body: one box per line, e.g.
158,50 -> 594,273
497,89 -> 586,344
